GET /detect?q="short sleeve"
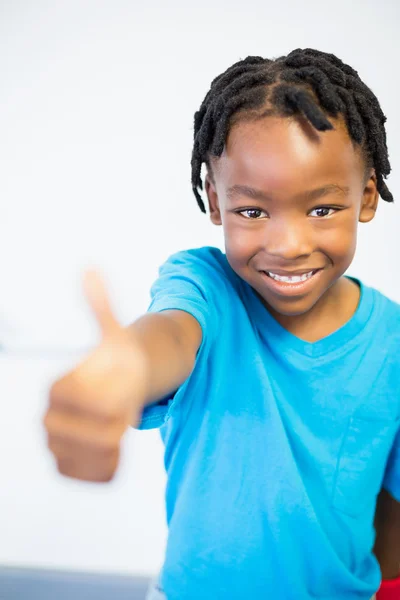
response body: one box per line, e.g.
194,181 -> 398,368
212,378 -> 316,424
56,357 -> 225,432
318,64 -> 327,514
134,248 -> 223,431
382,426 -> 400,502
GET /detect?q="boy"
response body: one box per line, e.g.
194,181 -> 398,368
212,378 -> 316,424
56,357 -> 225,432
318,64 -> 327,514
43,48 -> 400,599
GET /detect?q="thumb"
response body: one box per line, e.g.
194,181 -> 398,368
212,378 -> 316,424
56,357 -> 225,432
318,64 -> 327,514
83,268 -> 120,337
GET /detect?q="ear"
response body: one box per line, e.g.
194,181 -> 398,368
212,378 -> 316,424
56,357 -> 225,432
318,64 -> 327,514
359,169 -> 379,223
205,174 -> 222,226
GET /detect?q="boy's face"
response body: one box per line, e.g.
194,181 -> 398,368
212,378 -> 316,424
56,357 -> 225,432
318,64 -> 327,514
205,115 -> 379,319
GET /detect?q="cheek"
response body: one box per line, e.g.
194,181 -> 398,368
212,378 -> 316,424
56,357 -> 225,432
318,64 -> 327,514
222,211 -> 359,265
319,218 -> 358,259
222,218 -> 260,262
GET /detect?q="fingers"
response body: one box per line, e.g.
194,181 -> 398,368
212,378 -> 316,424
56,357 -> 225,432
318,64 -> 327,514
43,408 -> 125,482
43,269 -> 141,483
48,350 -> 137,424
55,451 -> 119,483
83,269 -> 120,337
48,373 -> 109,423
44,407 -> 125,448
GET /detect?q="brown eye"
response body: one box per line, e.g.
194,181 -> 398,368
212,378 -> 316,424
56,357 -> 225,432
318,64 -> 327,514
240,209 -> 266,219
310,207 -> 336,218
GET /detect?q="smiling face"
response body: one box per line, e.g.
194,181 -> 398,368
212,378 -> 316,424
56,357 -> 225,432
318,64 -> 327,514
205,114 -> 379,324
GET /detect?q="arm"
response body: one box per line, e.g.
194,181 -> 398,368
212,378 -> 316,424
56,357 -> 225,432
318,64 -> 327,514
374,487 -> 400,579
44,270 -> 203,482
125,309 -> 203,409
373,488 -> 400,600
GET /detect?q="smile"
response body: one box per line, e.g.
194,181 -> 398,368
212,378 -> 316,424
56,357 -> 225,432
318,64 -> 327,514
267,270 -> 316,283
260,268 -> 323,297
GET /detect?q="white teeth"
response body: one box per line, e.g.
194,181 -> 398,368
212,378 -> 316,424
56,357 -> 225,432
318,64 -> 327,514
267,270 -> 315,283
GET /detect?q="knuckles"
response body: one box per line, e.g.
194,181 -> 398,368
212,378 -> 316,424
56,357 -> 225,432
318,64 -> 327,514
56,458 -> 116,482
46,429 -> 120,455
44,365 -> 126,483
45,390 -> 121,427
49,438 -> 119,482
43,413 -> 120,462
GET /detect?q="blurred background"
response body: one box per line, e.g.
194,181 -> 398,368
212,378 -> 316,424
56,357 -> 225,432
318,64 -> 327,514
1,0 -> 399,582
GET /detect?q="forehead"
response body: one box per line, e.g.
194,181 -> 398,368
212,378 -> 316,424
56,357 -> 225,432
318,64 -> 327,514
212,115 -> 364,194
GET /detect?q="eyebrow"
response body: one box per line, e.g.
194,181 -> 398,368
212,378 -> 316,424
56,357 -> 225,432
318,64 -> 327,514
226,183 -> 351,202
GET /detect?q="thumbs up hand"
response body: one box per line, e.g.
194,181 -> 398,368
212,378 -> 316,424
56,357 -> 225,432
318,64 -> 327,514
43,269 -> 149,482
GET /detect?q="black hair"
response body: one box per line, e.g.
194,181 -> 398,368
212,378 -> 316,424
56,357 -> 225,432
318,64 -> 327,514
191,48 -> 393,213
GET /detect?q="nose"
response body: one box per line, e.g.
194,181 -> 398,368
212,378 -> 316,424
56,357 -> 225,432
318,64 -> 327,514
264,218 -> 312,261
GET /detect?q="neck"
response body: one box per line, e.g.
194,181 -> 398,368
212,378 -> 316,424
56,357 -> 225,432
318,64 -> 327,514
266,277 -> 361,343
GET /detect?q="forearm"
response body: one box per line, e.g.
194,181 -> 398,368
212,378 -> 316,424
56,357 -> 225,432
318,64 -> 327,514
125,311 -> 199,407
373,488 -> 400,579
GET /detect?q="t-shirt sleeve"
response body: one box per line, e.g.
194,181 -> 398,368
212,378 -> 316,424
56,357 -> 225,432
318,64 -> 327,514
133,248 -> 221,430
382,426 -> 400,502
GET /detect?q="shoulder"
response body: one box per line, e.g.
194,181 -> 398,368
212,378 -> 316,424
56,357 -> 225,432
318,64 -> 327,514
161,246 -> 227,271
150,246 -> 248,325
361,279 -> 400,338
157,246 -> 239,289
371,286 -> 400,321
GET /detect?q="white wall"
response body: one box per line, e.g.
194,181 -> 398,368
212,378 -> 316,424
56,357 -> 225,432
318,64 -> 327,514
1,0 -> 399,578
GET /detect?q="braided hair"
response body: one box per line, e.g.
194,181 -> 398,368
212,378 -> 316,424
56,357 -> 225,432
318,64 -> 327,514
191,48 -> 393,214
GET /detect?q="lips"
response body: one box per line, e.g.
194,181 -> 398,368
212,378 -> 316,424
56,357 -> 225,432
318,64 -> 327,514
265,270 -> 318,283
262,268 -> 322,276
259,267 -> 324,297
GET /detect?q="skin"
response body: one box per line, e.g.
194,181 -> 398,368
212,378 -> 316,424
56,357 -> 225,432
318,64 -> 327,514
204,113 -> 400,578
205,113 -> 377,341
374,488 -> 400,579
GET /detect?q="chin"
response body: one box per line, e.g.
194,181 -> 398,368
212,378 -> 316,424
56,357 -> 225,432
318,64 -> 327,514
254,280 -> 332,318
264,298 -> 317,317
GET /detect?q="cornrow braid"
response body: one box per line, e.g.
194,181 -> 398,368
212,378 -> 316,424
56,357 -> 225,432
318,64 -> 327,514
191,48 -> 393,214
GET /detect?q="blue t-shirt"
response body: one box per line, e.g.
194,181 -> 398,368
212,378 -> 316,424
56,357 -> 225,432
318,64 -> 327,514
135,246 -> 400,600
